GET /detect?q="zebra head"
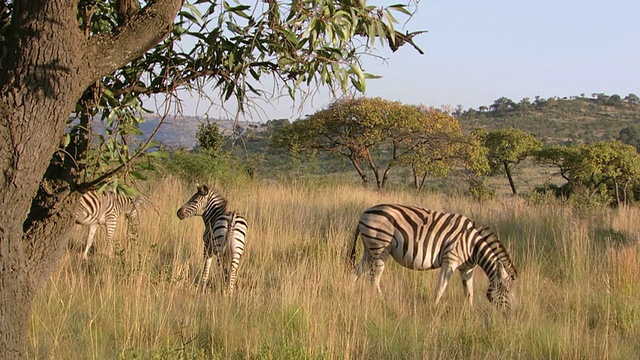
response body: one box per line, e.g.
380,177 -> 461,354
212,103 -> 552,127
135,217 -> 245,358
177,184 -> 227,220
486,261 -> 516,310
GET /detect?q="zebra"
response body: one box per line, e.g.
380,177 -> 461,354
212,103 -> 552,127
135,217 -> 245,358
349,204 -> 517,309
176,184 -> 248,295
75,190 -> 141,260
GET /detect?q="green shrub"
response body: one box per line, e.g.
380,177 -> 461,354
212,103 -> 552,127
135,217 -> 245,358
466,180 -> 495,202
157,150 -> 249,184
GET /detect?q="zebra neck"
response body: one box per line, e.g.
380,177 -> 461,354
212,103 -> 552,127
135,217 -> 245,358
203,197 -> 227,221
472,240 -> 505,282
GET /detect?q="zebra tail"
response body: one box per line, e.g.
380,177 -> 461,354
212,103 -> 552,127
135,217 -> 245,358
224,212 -> 237,271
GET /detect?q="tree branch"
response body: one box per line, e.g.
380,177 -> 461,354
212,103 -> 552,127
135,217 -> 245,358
78,113 -> 169,191
84,0 -> 183,83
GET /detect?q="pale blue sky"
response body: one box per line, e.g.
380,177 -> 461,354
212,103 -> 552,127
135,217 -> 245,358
177,0 -> 640,121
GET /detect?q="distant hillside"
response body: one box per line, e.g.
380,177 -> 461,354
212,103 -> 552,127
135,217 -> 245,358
458,94 -> 640,145
137,114 -> 260,149
134,93 -> 640,149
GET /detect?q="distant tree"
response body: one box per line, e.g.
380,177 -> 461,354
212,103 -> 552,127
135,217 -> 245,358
407,107 -> 488,190
617,125 -> 640,152
592,93 -> 609,104
534,96 -> 547,108
453,104 -> 464,117
482,128 -> 542,194
272,98 -> 479,189
196,121 -> 225,155
583,141 -> 640,206
625,93 -> 640,104
270,97 -> 396,188
517,97 -> 533,111
535,145 -> 583,184
537,141 -> 640,206
489,97 -> 516,113
607,94 -> 623,107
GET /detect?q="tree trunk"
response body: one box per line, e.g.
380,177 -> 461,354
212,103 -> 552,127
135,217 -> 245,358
348,155 -> 368,187
363,150 -> 383,190
0,1 -> 181,357
504,162 -> 518,195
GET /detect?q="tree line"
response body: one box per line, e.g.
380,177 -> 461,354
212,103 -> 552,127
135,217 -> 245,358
192,96 -> 640,208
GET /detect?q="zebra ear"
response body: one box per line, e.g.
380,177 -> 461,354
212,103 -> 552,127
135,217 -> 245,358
198,184 -> 209,195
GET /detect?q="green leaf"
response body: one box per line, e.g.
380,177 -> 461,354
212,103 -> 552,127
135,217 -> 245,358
387,4 -> 413,16
183,3 -> 203,22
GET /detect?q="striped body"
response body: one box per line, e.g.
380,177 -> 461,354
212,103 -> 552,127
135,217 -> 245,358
350,204 -> 517,309
177,185 -> 248,295
75,190 -> 140,259
202,212 -> 248,296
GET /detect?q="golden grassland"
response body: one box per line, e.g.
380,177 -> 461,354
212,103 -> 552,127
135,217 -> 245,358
29,176 -> 640,359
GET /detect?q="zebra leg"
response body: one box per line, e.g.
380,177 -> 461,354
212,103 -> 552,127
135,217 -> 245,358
369,258 -> 386,296
226,243 -> 243,297
460,267 -> 475,307
200,237 -> 216,291
126,207 -> 140,240
200,257 -> 214,291
82,224 -> 99,260
226,261 -> 237,297
105,212 -> 117,257
434,265 -> 455,305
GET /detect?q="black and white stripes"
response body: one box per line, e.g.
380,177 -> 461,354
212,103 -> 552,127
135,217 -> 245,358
177,184 -> 248,295
75,190 -> 141,259
349,203 -> 517,309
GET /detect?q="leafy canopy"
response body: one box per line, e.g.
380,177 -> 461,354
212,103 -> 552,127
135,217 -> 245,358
272,97 -> 484,189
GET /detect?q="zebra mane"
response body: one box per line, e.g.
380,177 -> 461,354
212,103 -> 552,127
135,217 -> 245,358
476,226 -> 518,280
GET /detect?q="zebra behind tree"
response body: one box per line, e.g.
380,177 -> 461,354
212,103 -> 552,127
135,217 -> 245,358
176,184 -> 248,295
349,203 -> 517,309
75,190 -> 142,260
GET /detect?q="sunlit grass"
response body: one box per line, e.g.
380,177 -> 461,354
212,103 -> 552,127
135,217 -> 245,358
29,176 -> 640,359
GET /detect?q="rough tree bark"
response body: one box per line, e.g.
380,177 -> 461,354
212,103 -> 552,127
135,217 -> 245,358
0,0 -> 182,357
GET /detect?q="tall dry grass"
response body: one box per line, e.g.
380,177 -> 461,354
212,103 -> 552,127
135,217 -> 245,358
29,176 -> 640,359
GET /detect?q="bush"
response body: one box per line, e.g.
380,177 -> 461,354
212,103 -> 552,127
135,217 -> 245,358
157,150 -> 250,184
465,180 -> 495,202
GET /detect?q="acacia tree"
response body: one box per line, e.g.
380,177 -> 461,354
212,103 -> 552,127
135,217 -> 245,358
407,106 -> 488,190
585,141 -> 640,206
482,127 -> 541,195
0,1 -> 423,356
537,141 -> 640,206
271,97 -> 398,188
272,98 -> 481,189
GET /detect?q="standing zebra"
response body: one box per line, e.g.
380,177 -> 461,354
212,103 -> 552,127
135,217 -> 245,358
75,190 -> 141,260
350,204 -> 517,309
176,184 -> 248,295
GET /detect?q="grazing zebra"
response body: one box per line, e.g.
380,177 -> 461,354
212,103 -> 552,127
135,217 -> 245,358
176,185 -> 248,295
349,204 -> 517,309
75,190 -> 141,260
